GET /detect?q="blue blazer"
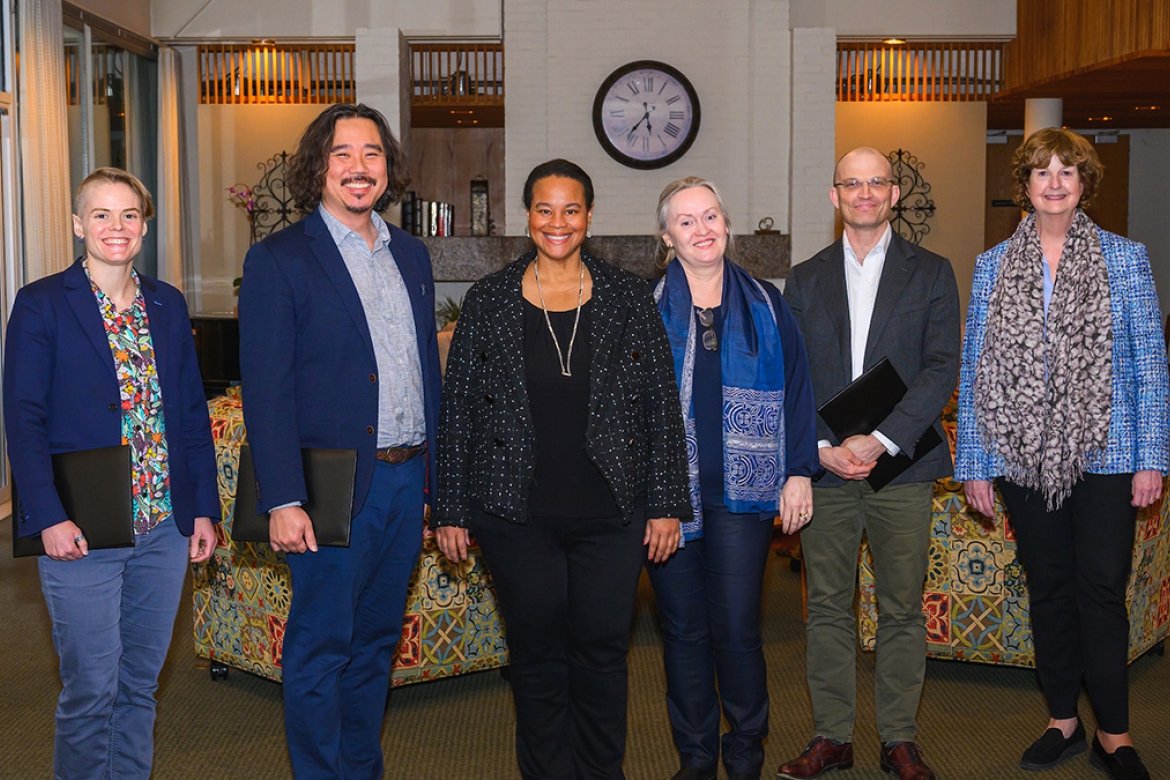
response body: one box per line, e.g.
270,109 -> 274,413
3,259 -> 220,538
238,210 -> 441,515
955,227 -> 1170,481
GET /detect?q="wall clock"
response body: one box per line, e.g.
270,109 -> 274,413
592,60 -> 701,170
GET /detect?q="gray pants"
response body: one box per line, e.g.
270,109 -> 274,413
802,480 -> 933,744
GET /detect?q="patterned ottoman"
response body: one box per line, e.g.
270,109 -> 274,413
192,389 -> 509,685
855,395 -> 1170,667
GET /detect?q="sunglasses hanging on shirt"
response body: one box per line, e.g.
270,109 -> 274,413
696,307 -> 718,351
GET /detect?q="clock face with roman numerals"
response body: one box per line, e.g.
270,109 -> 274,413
592,60 -> 701,170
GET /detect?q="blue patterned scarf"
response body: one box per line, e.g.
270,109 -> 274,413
654,259 -> 786,541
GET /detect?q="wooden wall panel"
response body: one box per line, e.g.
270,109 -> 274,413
1003,0 -> 1170,91
406,127 -> 506,236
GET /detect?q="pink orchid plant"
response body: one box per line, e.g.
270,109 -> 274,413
226,184 -> 256,217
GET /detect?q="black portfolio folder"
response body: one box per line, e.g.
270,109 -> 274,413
13,445 -> 134,558
232,444 -> 357,547
817,357 -> 943,492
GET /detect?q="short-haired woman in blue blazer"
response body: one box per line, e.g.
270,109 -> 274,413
3,168 -> 219,779
956,129 -> 1168,780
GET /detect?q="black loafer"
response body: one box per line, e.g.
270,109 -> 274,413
1090,736 -> 1150,780
1019,719 -> 1086,770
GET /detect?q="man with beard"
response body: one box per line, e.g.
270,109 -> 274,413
239,103 -> 440,779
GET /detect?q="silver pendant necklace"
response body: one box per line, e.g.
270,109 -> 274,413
533,259 -> 585,377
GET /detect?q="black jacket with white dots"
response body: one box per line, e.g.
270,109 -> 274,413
433,249 -> 692,528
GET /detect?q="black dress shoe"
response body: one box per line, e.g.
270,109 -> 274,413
1020,719 -> 1086,770
1090,735 -> 1150,780
670,767 -> 716,780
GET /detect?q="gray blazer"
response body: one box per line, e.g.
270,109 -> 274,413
784,230 -> 961,487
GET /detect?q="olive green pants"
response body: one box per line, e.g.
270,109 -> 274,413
802,480 -> 933,744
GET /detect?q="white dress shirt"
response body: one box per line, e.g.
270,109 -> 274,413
818,224 -> 900,456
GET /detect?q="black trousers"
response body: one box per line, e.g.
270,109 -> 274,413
998,473 -> 1137,733
472,508 -> 646,780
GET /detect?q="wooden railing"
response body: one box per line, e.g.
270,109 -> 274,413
409,41 -> 504,127
65,43 -> 115,106
837,41 -> 1005,102
198,43 -> 355,105
410,42 -> 504,104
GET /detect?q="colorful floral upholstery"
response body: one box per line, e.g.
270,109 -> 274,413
192,389 -> 509,685
857,395 -> 1170,666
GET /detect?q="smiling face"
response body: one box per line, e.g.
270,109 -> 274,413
72,181 -> 147,269
320,117 -> 388,221
526,175 -> 592,264
1027,153 -> 1085,219
662,185 -> 728,271
829,147 -> 900,232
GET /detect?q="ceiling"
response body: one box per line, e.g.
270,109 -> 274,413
988,51 -> 1170,129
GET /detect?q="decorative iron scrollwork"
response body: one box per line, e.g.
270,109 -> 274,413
250,151 -> 296,244
886,148 -> 935,245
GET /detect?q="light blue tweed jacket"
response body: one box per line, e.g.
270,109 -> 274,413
955,227 -> 1170,481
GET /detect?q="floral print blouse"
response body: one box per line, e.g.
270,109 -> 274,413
89,266 -> 172,535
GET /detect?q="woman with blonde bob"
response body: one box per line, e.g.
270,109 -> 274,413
648,177 -> 818,780
956,129 -> 1168,780
4,167 -> 219,779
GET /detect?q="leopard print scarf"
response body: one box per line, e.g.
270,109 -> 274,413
974,210 -> 1112,510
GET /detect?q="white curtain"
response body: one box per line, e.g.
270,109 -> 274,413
156,46 -> 185,290
18,0 -> 72,282
123,50 -> 141,174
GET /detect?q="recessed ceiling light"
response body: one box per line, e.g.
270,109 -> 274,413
1134,105 -> 1161,111
1086,115 -> 1113,121
882,37 -> 907,45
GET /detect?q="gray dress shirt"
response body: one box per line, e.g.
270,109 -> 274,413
320,205 -> 426,447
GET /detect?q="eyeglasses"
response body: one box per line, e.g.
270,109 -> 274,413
696,307 -> 718,351
833,177 -> 894,192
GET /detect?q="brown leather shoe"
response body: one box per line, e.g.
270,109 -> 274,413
879,741 -> 936,780
776,736 -> 854,779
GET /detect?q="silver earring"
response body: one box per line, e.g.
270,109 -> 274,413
525,225 -> 530,237
586,228 -> 592,239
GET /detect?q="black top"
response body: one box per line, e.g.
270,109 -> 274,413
432,250 -> 692,529
693,304 -> 726,505
523,298 -> 619,518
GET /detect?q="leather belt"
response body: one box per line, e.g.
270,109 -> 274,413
375,444 -> 426,465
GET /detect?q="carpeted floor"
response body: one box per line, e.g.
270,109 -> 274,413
1,514 -> 1166,779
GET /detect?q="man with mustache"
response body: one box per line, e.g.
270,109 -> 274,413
239,104 -> 441,779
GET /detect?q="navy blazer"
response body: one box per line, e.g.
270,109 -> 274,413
238,209 -> 441,516
784,230 -> 961,487
3,259 -> 220,537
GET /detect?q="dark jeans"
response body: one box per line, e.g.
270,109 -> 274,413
471,507 -> 646,780
282,458 -> 425,780
998,473 -> 1137,734
646,506 -> 774,777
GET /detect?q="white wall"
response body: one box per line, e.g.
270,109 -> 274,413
1129,129 -> 1170,317
75,0 -> 152,39
788,27 -> 837,269
196,104 -> 325,313
790,0 -> 1015,38
504,0 -> 792,239
152,0 -> 500,39
835,101 -> 988,316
